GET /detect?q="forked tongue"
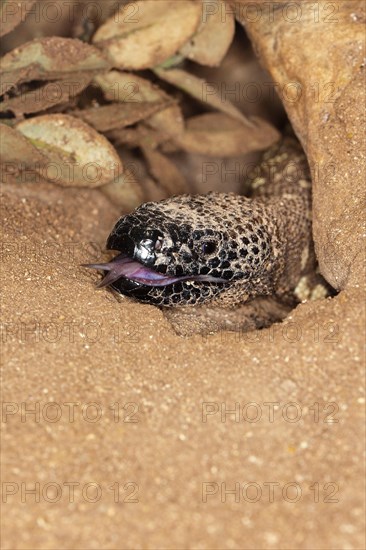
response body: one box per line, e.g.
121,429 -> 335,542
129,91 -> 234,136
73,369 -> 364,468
82,253 -> 177,288
82,254 -> 135,288
83,253 -> 228,288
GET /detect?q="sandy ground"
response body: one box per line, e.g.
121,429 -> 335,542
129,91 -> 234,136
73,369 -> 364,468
1,180 -> 365,549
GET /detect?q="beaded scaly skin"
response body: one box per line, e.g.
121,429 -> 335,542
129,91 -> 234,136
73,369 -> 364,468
86,137 -> 314,334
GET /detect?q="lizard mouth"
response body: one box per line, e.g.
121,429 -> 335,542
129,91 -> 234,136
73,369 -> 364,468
83,253 -> 226,288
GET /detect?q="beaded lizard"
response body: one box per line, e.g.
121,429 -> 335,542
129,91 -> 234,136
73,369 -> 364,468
84,136 -> 320,335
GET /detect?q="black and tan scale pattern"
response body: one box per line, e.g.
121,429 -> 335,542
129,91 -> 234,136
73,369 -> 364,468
103,136 -> 314,330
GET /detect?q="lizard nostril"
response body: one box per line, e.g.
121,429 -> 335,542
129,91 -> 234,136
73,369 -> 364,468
155,238 -> 163,251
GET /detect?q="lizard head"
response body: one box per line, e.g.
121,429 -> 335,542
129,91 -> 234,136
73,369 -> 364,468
83,193 -> 276,307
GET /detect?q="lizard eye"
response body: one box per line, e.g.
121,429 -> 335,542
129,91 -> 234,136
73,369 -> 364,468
202,241 -> 217,255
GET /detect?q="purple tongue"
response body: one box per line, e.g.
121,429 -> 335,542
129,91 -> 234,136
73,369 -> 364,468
83,253 -> 227,287
83,254 -> 172,288
82,254 -> 136,288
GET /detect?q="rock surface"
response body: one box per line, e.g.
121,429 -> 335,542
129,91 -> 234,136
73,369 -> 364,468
235,0 -> 366,290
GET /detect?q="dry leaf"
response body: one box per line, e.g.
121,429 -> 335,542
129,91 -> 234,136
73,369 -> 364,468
142,146 -> 189,195
101,166 -> 144,211
0,123 -> 46,168
16,114 -> 122,187
94,70 -> 171,104
180,0 -> 235,66
0,37 -> 110,95
143,176 -> 170,202
107,125 -> 169,149
175,112 -> 280,156
154,66 -> 253,126
0,76 -> 91,116
0,1 -> 36,37
93,0 -> 202,70
72,101 -> 170,133
145,104 -> 185,138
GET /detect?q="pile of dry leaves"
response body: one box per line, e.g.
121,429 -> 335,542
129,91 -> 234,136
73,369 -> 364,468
0,0 -> 280,211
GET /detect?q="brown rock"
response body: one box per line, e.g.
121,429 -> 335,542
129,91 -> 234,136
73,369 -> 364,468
234,0 -> 365,289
